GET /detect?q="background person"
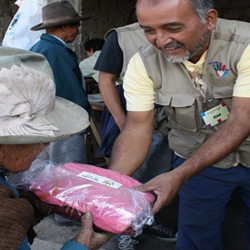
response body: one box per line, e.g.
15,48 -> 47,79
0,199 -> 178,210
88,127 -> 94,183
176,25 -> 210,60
79,38 -> 105,84
94,22 -> 176,250
30,1 -> 92,165
95,22 -> 173,183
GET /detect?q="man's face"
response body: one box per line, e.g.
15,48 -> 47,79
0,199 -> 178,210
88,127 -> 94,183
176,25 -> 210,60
137,0 -> 212,63
0,143 -> 48,173
63,23 -> 80,43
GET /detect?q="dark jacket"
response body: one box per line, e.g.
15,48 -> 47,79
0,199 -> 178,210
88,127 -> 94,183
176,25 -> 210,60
30,34 -> 91,116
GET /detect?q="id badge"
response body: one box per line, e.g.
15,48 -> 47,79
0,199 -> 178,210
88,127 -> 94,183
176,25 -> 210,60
200,103 -> 229,128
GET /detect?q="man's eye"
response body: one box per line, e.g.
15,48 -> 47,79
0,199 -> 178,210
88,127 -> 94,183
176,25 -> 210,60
144,30 -> 155,34
168,27 -> 182,32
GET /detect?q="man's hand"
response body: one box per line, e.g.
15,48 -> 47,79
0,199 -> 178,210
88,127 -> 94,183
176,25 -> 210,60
73,212 -> 113,250
136,169 -> 185,214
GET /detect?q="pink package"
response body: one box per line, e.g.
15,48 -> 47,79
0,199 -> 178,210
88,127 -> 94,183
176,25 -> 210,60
30,163 -> 155,234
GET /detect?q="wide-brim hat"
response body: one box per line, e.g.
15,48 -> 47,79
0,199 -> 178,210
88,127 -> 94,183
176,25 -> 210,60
0,46 -> 89,145
31,1 -> 91,31
0,97 -> 89,145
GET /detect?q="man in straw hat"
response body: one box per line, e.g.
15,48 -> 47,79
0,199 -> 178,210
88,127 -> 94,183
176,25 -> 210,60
30,1 -> 92,166
0,46 -> 112,250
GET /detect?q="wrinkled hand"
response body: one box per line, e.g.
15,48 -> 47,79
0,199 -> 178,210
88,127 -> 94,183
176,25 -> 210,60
73,212 -> 113,250
136,170 -> 185,214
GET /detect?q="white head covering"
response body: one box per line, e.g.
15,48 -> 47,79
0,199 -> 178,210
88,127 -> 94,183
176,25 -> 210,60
0,48 -> 89,144
0,65 -> 59,137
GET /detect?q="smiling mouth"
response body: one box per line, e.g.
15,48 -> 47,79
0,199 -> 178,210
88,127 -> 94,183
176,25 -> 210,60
165,47 -> 180,51
162,46 -> 182,54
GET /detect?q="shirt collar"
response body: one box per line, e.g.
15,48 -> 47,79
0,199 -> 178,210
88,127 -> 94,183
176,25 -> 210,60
182,50 -> 208,75
50,35 -> 66,45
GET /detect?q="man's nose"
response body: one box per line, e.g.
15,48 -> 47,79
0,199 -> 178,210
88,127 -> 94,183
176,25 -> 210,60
155,32 -> 172,47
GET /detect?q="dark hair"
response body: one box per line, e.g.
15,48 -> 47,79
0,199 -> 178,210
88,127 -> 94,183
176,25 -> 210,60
136,0 -> 214,24
83,38 -> 105,52
189,0 -> 214,23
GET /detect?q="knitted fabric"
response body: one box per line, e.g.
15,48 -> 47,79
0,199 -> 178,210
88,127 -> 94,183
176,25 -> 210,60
0,184 -> 34,250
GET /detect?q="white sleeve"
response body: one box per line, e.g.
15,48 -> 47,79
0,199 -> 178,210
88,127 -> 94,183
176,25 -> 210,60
123,53 -> 155,111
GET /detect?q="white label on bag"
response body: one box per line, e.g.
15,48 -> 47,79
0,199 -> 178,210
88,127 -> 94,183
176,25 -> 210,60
77,171 -> 122,189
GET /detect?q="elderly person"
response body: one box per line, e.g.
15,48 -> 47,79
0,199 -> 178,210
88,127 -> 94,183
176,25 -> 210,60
0,47 -> 111,250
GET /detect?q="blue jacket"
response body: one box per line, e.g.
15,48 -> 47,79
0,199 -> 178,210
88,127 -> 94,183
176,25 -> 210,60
0,170 -> 89,250
30,34 -> 91,116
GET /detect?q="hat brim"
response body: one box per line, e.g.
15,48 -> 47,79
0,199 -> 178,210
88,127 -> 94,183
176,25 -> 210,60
0,97 -> 89,145
31,16 -> 92,31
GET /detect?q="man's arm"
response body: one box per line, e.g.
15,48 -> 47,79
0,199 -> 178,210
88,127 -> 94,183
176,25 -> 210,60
98,72 -> 126,130
138,96 -> 250,213
94,31 -> 125,130
109,109 -> 154,175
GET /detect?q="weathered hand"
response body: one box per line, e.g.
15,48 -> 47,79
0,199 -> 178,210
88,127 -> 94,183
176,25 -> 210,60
137,170 -> 185,214
73,212 -> 113,250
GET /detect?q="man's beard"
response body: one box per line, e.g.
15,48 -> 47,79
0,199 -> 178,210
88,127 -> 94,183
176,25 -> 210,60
160,29 -> 209,63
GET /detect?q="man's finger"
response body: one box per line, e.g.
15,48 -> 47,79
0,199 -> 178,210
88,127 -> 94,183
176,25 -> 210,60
136,182 -> 154,193
152,192 -> 176,214
152,196 -> 164,214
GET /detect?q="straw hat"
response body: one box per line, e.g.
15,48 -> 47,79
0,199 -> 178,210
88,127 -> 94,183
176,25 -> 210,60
31,1 -> 91,31
0,46 -> 89,145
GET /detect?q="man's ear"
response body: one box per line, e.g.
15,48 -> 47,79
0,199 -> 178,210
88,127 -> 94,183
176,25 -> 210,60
61,24 -> 68,31
206,9 -> 218,30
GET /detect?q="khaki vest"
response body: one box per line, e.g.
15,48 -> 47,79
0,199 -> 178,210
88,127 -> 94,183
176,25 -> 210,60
139,18 -> 250,168
106,23 -> 168,135
106,22 -> 148,85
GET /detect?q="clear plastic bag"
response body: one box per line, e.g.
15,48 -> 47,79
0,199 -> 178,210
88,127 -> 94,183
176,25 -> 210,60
10,159 -> 155,236
2,0 -> 46,50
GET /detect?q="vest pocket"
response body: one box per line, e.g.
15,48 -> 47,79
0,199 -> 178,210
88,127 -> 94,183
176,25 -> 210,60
212,85 -> 234,109
168,129 -> 206,158
161,94 -> 201,132
213,85 -> 234,99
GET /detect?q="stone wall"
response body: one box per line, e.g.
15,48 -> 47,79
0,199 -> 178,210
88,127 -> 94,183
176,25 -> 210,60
81,0 -> 136,40
215,0 -> 250,22
0,0 -> 18,43
80,0 -> 136,59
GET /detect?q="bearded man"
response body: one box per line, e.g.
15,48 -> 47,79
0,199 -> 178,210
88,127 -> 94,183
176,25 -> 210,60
108,0 -> 250,249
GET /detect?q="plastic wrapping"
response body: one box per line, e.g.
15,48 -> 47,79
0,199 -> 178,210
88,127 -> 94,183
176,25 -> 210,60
11,160 -> 155,235
2,0 -> 46,50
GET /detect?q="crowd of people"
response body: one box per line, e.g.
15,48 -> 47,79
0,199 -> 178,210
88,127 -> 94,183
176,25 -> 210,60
1,0 -> 250,250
